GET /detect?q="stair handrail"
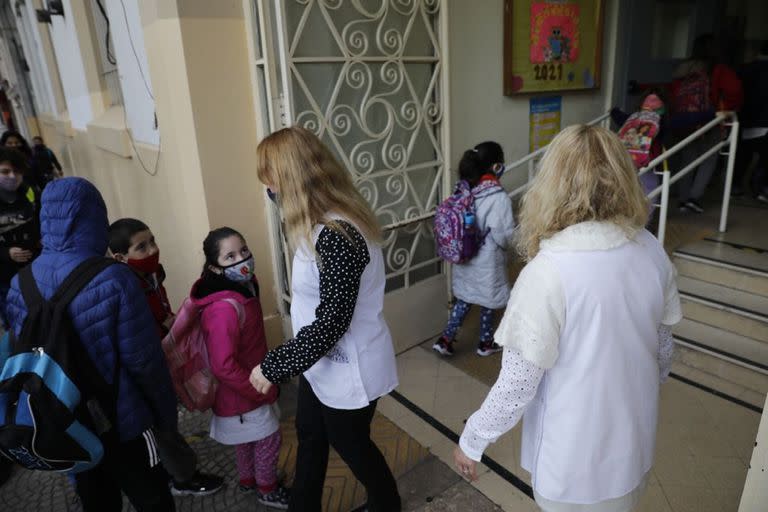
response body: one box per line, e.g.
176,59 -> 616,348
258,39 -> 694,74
644,111 -> 739,245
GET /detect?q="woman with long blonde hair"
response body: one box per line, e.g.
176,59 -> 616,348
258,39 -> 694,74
453,125 -> 682,512
249,126 -> 401,511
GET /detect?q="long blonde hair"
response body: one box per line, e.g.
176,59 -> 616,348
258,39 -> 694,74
256,126 -> 382,249
517,124 -> 649,261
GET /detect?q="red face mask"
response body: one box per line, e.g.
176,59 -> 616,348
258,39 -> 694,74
127,251 -> 160,275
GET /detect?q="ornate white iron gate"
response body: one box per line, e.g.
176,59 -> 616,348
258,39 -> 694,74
250,0 -> 450,351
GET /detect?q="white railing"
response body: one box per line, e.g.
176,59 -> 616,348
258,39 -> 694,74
643,112 -> 738,245
383,110 -> 739,249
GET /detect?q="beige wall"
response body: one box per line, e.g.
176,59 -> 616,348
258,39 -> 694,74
31,0 -> 283,346
448,0 -> 620,178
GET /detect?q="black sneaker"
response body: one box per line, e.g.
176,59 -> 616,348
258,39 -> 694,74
257,485 -> 290,509
476,340 -> 502,357
170,472 -> 224,497
684,200 -> 704,213
432,336 -> 455,356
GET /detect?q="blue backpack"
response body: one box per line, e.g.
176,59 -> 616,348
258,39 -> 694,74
0,258 -> 119,473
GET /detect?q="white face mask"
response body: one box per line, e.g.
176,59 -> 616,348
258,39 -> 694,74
221,255 -> 255,283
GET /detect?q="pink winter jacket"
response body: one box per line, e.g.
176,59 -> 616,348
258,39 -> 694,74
190,278 -> 278,417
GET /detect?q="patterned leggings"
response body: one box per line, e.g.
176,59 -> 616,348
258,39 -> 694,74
235,430 -> 282,494
442,299 -> 495,343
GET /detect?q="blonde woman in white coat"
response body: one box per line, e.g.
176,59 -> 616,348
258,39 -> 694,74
453,125 -> 682,512
433,142 -> 516,358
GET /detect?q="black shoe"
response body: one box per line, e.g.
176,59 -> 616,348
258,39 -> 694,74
684,200 -> 704,213
171,472 -> 224,497
257,485 -> 290,509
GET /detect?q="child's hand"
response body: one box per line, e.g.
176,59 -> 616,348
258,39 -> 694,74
249,365 -> 273,395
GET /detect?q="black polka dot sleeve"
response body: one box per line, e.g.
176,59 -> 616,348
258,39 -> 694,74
260,221 -> 370,384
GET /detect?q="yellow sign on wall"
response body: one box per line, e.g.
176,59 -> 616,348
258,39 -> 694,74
504,0 -> 605,95
530,96 -> 562,152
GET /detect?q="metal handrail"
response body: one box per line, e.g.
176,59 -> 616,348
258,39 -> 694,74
382,110 -> 739,248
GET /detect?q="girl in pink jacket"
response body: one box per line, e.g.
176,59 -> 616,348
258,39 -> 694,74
190,227 -> 288,509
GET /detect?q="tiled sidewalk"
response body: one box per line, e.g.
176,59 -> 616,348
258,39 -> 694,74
0,382 -> 499,512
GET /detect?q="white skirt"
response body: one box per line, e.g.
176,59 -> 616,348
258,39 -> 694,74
209,403 -> 280,446
534,472 -> 649,512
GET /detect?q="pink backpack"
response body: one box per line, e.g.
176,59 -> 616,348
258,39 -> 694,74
161,297 -> 244,412
617,110 -> 661,169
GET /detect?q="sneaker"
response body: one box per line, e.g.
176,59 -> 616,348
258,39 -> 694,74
678,202 -> 689,213
757,194 -> 768,204
257,485 -> 290,509
684,200 -> 704,213
432,336 -> 454,356
171,472 -> 224,497
476,340 -> 502,357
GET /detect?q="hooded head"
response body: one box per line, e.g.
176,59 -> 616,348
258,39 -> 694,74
40,177 -> 109,255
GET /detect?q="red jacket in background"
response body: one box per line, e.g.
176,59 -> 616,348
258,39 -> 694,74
710,64 -> 744,111
190,278 -> 278,417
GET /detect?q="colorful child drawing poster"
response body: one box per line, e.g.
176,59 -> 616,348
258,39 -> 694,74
530,3 -> 580,63
504,0 -> 604,95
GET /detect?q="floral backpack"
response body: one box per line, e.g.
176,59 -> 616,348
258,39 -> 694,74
617,110 -> 661,169
434,180 -> 501,264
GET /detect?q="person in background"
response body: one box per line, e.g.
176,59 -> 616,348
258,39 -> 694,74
250,126 -> 401,512
0,131 -> 48,191
0,147 -> 40,328
453,125 -> 682,512
432,142 -> 516,358
670,34 -> 743,213
32,136 -> 63,182
188,227 -> 288,509
5,178 -> 179,511
108,218 -> 224,498
735,40 -> 768,203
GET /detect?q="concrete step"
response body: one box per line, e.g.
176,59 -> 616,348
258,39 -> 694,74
674,345 -> 768,397
673,318 -> 768,379
678,275 -> 768,340
674,239 -> 768,275
673,241 -> 768,298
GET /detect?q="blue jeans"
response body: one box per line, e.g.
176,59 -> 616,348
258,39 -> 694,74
443,299 -> 494,343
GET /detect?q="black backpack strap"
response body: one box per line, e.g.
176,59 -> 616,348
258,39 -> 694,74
50,257 -> 118,308
18,265 -> 45,311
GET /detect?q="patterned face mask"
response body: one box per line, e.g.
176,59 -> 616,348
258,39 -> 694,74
221,255 -> 255,283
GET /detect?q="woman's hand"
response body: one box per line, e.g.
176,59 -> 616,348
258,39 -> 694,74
9,247 -> 33,263
249,364 -> 273,395
453,446 -> 479,482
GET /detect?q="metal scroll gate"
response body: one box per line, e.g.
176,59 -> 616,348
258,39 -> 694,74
250,0 -> 450,352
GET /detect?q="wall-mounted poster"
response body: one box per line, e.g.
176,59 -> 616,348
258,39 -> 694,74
504,0 -> 604,95
530,96 -> 562,152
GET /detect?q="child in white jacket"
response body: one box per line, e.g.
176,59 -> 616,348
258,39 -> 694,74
433,142 -> 516,357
